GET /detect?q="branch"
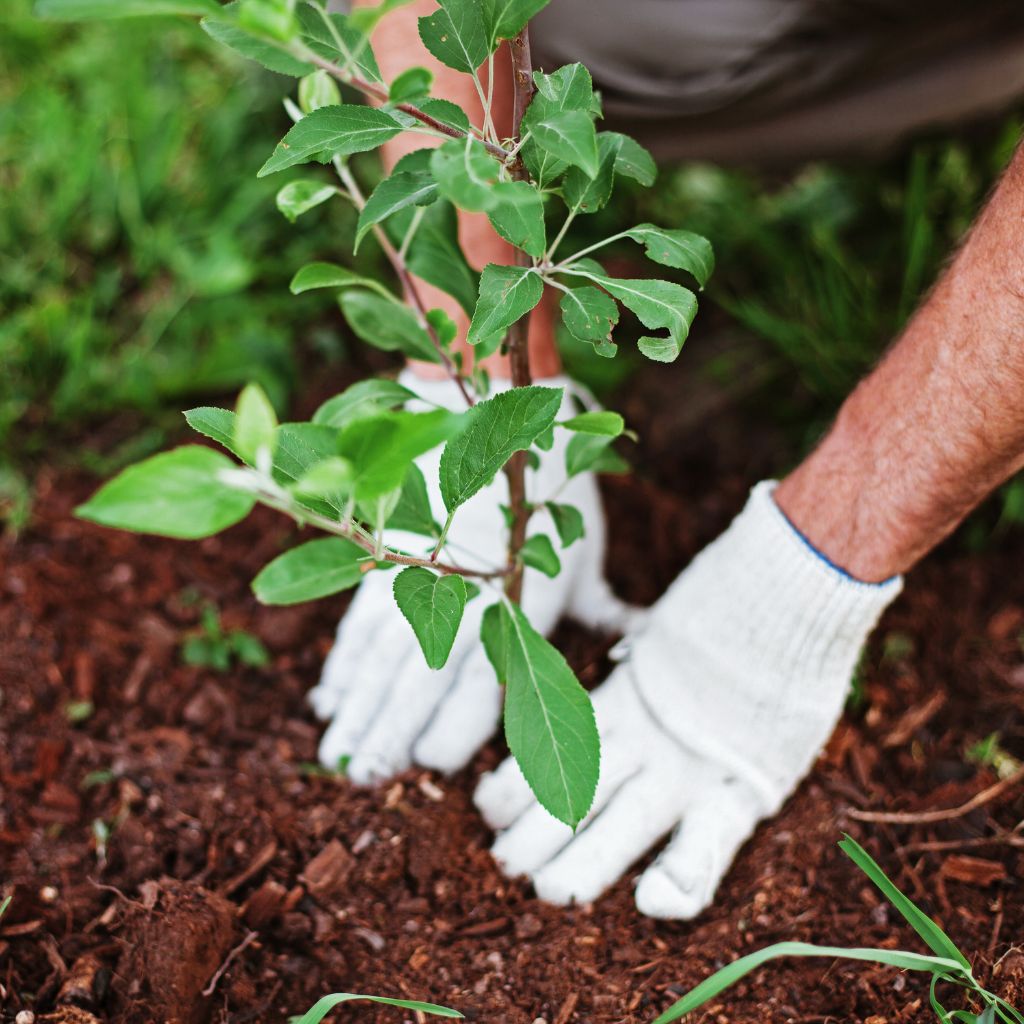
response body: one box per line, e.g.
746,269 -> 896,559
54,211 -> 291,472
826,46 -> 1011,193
302,51 -> 511,160
502,24 -> 536,605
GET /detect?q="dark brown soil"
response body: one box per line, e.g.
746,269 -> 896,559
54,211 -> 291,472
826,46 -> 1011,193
3,358 -> 1024,1024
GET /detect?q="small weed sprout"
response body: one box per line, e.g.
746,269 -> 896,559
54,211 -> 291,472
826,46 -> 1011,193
181,599 -> 270,671
41,0 -> 713,829
655,835 -> 1022,1024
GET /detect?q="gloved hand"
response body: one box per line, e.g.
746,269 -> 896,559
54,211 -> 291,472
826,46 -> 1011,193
475,481 -> 902,919
309,370 -> 636,782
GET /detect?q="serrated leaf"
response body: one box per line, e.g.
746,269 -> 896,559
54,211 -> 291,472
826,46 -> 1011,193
258,105 -> 402,177
529,109 -> 598,178
290,261 -> 395,299
487,181 -> 545,259
418,97 -> 471,132
467,265 -> 544,347
565,433 -> 628,477
75,447 -> 254,539
482,0 -> 549,44
291,456 -> 353,504
564,263 -> 696,363
559,286 -> 618,344
356,167 -> 438,250
36,0 -> 220,17
272,423 -> 341,514
522,63 -> 597,185
295,3 -> 381,82
561,133 -> 618,214
184,407 -> 244,461
389,66 -> 433,103
313,379 -> 416,429
484,601 -> 599,827
234,383 -> 277,465
561,411 -> 623,436
520,534 -> 560,577
430,138 -> 500,213
276,179 -> 339,222
202,4 -> 311,75
339,291 -> 439,363
417,0 -> 489,73
388,464 -> 441,536
298,69 -> 341,112
604,131 -> 656,186
393,567 -> 467,669
439,386 -> 562,512
291,991 -> 462,1024
339,409 -> 465,500
252,538 -> 367,605
546,502 -> 584,547
347,0 -> 415,34
624,224 -> 714,288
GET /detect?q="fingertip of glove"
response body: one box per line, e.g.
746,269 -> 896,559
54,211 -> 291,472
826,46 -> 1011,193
634,866 -> 706,920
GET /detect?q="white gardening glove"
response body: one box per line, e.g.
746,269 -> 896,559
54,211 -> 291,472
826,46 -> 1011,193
309,370 -> 636,783
475,481 -> 902,919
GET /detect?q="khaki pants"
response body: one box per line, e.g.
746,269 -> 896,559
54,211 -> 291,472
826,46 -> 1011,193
529,0 -> 1024,164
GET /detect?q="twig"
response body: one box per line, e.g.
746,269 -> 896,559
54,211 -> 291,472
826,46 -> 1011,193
202,930 -> 258,997
502,24 -> 536,604
847,766 -> 1024,824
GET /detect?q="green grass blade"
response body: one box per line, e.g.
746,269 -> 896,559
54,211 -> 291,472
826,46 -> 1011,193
0,896 -> 10,921
840,835 -> 973,972
652,942 -> 964,1024
289,993 -> 463,1024
990,994 -> 1024,1024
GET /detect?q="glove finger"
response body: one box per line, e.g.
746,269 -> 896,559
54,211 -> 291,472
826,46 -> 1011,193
635,775 -> 763,920
308,580 -> 390,720
413,646 -> 503,775
345,632 -> 478,785
488,737 -> 641,878
531,768 -> 683,906
316,623 -> 415,771
473,755 -> 536,831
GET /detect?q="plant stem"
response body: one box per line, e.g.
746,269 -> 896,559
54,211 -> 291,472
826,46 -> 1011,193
544,209 -> 577,263
502,24 -> 536,605
332,158 -> 475,408
553,230 -> 629,270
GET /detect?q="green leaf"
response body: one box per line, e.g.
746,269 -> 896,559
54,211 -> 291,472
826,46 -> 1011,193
417,0 -> 489,73
419,98 -> 471,133
487,181 -> 546,260
484,602 -> 599,828
546,502 -> 584,547
291,456 -> 354,504
561,134 -> 618,215
272,422 -> 341,510
522,63 -> 597,185
238,0 -> 297,42
439,386 -> 562,512
467,265 -> 544,347
393,567 -> 468,669
389,66 -> 433,103
356,166 -> 438,251
624,224 -> 715,288
482,0 -> 549,44
252,538 -> 367,605
339,409 -> 465,500
258,105 -> 402,177
202,5 -> 311,75
395,201 -> 478,315
313,379 -> 417,429
347,0 -> 415,34
290,992 -> 462,1024
430,138 -> 500,213
839,836 -> 973,972
563,263 -> 697,363
388,464 -> 441,536
299,69 -> 342,113
295,3 -> 382,82
652,943 -> 968,1024
560,286 -> 619,344
290,261 -> 394,299
76,447 -> 255,539
234,383 -> 277,465
565,433 -> 628,477
530,110 -> 598,179
184,407 -> 245,462
561,411 -> 623,436
340,291 -> 439,362
520,534 -> 560,577
604,131 -> 657,186
36,0 -> 220,17
276,180 -> 339,222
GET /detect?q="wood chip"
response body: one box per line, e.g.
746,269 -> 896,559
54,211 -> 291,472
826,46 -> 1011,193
57,953 -> 105,1008
940,854 -> 1007,886
221,839 -> 278,896
882,691 -> 945,748
242,880 -> 288,930
300,839 -> 355,902
554,991 -> 578,1024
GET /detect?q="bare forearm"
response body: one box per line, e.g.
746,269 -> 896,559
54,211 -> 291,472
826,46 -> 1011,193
777,145 -> 1024,581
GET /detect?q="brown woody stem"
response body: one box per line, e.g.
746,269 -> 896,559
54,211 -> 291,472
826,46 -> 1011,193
502,25 -> 536,605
